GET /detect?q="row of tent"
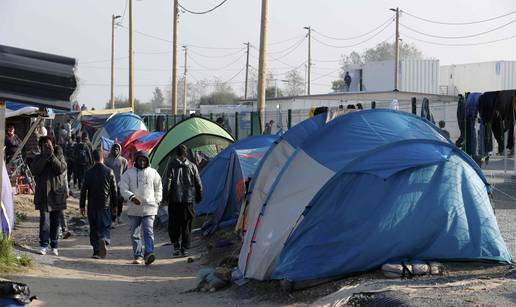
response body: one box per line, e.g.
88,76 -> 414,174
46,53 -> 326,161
189,109 -> 512,287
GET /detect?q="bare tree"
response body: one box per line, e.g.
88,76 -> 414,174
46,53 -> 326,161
284,69 -> 305,97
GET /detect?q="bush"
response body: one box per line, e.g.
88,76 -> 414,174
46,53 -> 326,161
0,237 -> 32,273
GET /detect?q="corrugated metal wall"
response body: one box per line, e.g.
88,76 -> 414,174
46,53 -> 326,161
502,61 -> 516,90
400,60 -> 439,94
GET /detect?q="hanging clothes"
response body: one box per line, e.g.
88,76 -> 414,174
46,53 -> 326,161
456,95 -> 465,148
465,93 -> 482,156
389,99 -> 399,110
497,90 -> 516,152
420,97 -> 435,124
478,92 -> 497,155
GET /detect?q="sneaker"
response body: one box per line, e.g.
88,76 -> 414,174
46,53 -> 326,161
117,217 -> 122,225
51,248 -> 59,256
92,254 -> 100,259
181,249 -> 189,257
98,240 -> 107,258
39,247 -> 48,255
145,253 -> 156,266
172,250 -> 181,258
132,257 -> 144,264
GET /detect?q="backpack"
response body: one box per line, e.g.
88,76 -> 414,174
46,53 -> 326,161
77,144 -> 89,165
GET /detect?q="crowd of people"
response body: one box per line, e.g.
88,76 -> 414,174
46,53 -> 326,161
27,126 -> 203,265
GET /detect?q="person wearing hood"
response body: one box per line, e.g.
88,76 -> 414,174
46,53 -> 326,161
119,150 -> 162,265
105,143 -> 128,224
80,149 -> 117,259
165,144 -> 203,257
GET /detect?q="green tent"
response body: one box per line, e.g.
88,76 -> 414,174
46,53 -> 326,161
150,116 -> 235,175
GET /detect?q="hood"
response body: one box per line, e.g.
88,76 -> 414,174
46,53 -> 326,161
111,143 -> 122,157
173,157 -> 191,167
133,150 -> 150,169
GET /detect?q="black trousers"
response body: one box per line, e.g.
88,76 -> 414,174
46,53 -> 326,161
168,202 -> 194,250
111,191 -> 124,221
76,164 -> 86,188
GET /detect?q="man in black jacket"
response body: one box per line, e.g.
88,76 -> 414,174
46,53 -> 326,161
166,144 -> 203,257
74,135 -> 93,188
30,136 -> 68,256
80,149 -> 117,259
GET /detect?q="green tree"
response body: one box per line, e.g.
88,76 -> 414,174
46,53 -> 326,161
149,87 -> 165,110
266,86 -> 283,98
104,96 -> 150,114
199,79 -> 239,105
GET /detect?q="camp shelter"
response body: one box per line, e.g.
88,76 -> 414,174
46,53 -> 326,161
150,116 -> 235,176
122,131 -> 165,166
92,112 -> 147,147
238,109 -> 511,284
79,107 -> 133,139
196,135 -> 279,235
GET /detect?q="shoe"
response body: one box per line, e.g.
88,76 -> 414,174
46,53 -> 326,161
181,249 -> 189,257
117,217 -> 122,225
92,254 -> 100,259
51,248 -> 59,256
132,257 -> 144,264
145,253 -> 156,266
39,247 -> 48,255
98,240 -> 107,258
172,250 -> 181,258
63,231 -> 72,239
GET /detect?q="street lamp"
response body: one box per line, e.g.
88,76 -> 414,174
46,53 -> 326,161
110,14 -> 122,109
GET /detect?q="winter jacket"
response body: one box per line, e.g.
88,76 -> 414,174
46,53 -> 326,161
30,145 -> 68,212
165,158 -> 202,204
119,151 -> 162,217
74,142 -> 93,166
105,145 -> 128,184
80,163 -> 117,212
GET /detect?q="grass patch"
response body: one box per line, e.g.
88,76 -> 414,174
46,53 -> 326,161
14,212 -> 27,225
0,237 -> 32,273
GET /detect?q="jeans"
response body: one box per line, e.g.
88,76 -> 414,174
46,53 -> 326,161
88,207 -> 112,255
59,211 -> 68,232
39,209 -> 61,248
128,215 -> 155,259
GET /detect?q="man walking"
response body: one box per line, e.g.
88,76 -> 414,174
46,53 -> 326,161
105,144 -> 128,224
31,136 -> 68,256
166,145 -> 202,257
74,135 -> 93,188
80,149 -> 117,259
119,151 -> 162,265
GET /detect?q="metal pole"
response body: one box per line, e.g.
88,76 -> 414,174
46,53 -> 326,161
244,42 -> 250,100
304,26 -> 311,95
393,7 -> 400,91
183,45 -> 188,115
235,112 -> 239,140
171,0 -> 179,115
111,15 -> 116,109
129,0 -> 134,110
287,109 -> 292,129
0,100 -> 5,215
257,0 -> 269,133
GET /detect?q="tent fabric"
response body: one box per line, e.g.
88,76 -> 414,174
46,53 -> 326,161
239,109 -> 509,282
92,112 -> 147,147
122,131 -> 164,166
196,135 -> 278,235
1,161 -> 14,236
150,116 -> 234,175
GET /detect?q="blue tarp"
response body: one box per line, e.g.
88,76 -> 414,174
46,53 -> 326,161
270,109 -> 511,282
93,112 -> 147,146
197,135 -> 278,234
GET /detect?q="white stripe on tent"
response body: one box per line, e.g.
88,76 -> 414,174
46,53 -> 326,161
243,149 -> 335,280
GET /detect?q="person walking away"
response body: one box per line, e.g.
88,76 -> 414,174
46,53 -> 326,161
344,72 -> 352,92
166,145 -> 202,257
58,124 -> 68,148
74,135 -> 93,188
30,137 -> 68,256
438,120 -> 451,139
105,143 -> 128,224
80,149 -> 117,259
5,124 -> 22,163
119,151 -> 162,265
64,137 -> 77,188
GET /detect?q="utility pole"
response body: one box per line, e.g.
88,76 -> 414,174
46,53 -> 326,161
183,45 -> 188,115
111,14 -> 121,109
304,26 -> 312,95
171,0 -> 179,115
244,42 -> 250,100
257,0 -> 269,132
391,7 -> 400,91
129,0 -> 134,110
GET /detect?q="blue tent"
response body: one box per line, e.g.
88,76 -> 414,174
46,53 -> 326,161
92,112 -> 147,147
239,109 -> 511,282
197,135 -> 278,235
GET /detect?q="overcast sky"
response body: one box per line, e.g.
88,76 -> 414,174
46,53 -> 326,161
2,0 -> 516,109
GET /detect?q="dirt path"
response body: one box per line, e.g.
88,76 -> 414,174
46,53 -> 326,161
7,196 -> 259,307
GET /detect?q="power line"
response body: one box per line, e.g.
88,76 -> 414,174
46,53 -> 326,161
401,31 -> 516,46
268,36 -> 306,55
312,17 -> 393,40
269,35 -> 306,46
119,0 -> 129,26
311,68 -> 341,82
189,48 -> 245,58
400,19 -> 516,39
178,0 -> 229,15
187,52 -> 245,71
402,9 -> 516,25
311,21 -> 393,48
80,56 -> 128,64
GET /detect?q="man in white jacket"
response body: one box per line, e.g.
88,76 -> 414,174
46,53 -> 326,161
119,151 -> 162,265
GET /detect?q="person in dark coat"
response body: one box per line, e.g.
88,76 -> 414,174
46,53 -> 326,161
80,149 -> 118,259
166,144 -> 203,257
105,143 -> 128,224
5,124 -> 22,163
74,135 -> 93,188
30,136 -> 68,256
344,72 -> 352,92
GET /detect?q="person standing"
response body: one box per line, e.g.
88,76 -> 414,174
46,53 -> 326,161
5,124 -> 22,163
105,143 -> 128,224
64,119 -> 72,140
438,120 -> 451,139
74,135 -> 93,188
30,136 -> 68,256
119,151 -> 162,265
166,145 -> 202,257
344,72 -> 352,92
64,137 -> 76,188
80,149 -> 117,259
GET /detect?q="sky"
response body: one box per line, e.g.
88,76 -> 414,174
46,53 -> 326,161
1,0 -> 516,109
